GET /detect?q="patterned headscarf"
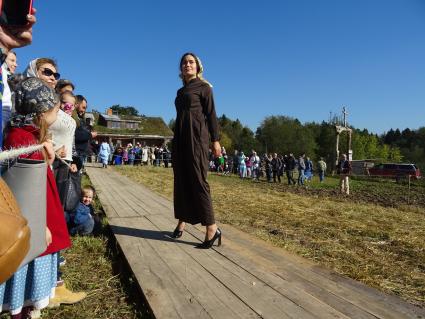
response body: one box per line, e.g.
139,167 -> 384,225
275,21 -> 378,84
14,77 -> 59,117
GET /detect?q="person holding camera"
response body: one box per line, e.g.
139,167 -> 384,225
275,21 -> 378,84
171,52 -> 222,249
0,5 -> 36,146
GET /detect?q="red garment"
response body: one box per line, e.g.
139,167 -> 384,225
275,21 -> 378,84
4,126 -> 71,256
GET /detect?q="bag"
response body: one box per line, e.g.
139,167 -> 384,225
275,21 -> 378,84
57,169 -> 81,212
2,158 -> 47,269
0,177 -> 31,284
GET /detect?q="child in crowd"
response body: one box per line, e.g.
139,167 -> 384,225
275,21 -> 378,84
59,91 -> 76,116
69,186 -> 96,235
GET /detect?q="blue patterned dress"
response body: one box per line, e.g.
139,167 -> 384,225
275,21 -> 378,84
0,253 -> 58,315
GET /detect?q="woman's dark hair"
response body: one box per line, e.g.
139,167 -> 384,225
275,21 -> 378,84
55,79 -> 75,93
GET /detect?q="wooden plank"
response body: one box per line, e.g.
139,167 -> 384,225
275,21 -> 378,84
146,214 -> 327,319
104,179 -> 152,217
111,216 -> 260,319
91,168 -> 169,217
91,169 -> 142,218
110,217 -> 211,319
86,168 -> 119,218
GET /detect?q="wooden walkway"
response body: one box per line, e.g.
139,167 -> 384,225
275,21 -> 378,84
86,166 -> 425,319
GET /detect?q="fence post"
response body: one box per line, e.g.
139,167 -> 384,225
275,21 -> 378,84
407,175 -> 411,205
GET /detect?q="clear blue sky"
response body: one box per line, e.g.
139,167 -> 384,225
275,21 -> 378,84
15,0 -> 425,134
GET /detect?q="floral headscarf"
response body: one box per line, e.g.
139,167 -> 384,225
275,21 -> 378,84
10,77 -> 59,127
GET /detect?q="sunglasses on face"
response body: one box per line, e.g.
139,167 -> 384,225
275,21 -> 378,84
40,68 -> 60,80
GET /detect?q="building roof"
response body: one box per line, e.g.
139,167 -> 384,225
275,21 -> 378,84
99,113 -> 140,123
100,114 -> 121,121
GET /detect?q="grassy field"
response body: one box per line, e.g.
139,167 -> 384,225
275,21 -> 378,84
114,165 -> 425,308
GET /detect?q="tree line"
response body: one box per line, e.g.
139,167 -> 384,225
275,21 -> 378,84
168,114 -> 423,170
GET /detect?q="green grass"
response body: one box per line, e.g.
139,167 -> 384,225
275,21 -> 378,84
114,165 -> 425,307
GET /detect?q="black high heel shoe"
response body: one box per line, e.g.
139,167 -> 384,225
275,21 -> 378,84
171,227 -> 183,239
195,228 -> 222,249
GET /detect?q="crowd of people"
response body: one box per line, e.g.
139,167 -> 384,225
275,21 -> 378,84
209,148 -> 327,185
90,141 -> 172,168
0,13 -> 100,318
208,148 -> 351,193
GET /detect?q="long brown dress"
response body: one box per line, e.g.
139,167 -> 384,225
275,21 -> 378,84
172,78 -> 219,226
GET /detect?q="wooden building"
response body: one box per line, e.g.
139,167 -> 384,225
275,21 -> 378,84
91,109 -> 173,147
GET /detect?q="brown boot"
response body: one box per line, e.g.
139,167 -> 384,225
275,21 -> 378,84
49,284 -> 87,307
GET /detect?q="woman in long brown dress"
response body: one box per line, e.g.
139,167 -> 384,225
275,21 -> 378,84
171,52 -> 222,248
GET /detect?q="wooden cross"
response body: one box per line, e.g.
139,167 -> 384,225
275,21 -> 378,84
342,106 -> 348,127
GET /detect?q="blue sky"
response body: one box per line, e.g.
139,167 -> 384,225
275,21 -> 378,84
15,0 -> 425,134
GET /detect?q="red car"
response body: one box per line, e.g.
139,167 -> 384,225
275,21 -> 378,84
367,163 -> 421,180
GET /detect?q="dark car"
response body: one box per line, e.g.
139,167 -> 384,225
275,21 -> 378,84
367,163 -> 421,180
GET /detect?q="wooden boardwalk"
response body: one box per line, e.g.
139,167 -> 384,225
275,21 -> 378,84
86,166 -> 425,319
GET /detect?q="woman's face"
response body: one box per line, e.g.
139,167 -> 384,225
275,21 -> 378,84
36,63 -> 59,89
42,104 -> 60,126
5,53 -> 17,74
181,55 -> 198,79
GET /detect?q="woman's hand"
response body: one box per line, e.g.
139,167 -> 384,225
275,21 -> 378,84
42,140 -> 55,165
70,164 -> 78,173
212,141 -> 221,158
45,227 -> 52,246
0,8 -> 36,51
56,145 -> 66,158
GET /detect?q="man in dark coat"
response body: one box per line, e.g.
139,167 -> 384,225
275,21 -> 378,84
285,153 -> 296,185
271,153 -> 282,183
74,95 -> 97,168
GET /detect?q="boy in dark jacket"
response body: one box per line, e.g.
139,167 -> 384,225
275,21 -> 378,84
69,186 -> 96,235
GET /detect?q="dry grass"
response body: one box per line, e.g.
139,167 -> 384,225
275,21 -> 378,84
114,165 -> 425,307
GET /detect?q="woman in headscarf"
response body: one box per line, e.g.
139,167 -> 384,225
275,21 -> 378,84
171,52 -> 222,249
24,58 -> 60,89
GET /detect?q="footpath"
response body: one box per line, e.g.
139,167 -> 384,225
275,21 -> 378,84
86,165 -> 425,319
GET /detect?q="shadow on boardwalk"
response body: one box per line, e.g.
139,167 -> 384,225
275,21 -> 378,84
87,166 -> 425,319
110,225 -> 198,246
